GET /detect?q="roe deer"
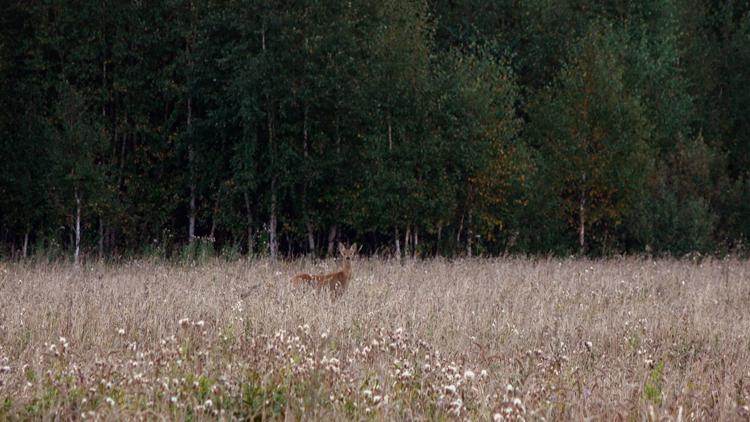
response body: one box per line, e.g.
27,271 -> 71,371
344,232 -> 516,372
291,243 -> 358,297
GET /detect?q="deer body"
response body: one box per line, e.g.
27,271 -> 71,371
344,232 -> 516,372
291,243 -> 357,296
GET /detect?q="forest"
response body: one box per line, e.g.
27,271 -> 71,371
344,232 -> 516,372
0,0 -> 748,261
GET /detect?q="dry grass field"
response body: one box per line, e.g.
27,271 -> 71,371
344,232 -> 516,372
0,257 -> 749,420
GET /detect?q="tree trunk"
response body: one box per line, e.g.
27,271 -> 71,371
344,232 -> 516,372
108,227 -> 116,258
413,227 -> 418,259
209,194 -> 220,240
100,57 -> 108,260
244,191 -> 254,255
404,225 -> 411,258
112,115 -> 123,234
119,130 -> 126,186
270,181 -> 278,261
186,4 -> 197,243
188,97 -> 196,243
466,210 -> 473,257
22,230 -> 29,258
303,106 -> 315,255
394,226 -> 401,258
262,23 -> 278,262
98,218 -> 104,259
188,156 -> 196,241
456,213 -> 464,248
387,114 -> 393,151
74,188 -> 81,266
306,222 -> 315,254
326,225 -> 338,257
101,61 -> 106,117
579,176 -> 586,255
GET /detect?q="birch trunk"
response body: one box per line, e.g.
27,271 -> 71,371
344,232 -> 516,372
98,218 -> 104,258
108,227 -> 115,258
394,227 -> 401,258
413,227 -> 418,259
187,98 -> 196,243
262,24 -> 278,261
387,114 -> 393,151
303,106 -> 315,254
579,173 -> 587,255
22,230 -> 29,258
270,180 -> 278,261
209,194 -> 220,240
307,223 -> 315,254
74,188 -> 81,266
186,4 -> 197,243
404,225 -> 411,258
466,211 -> 473,257
99,57 -> 107,260
244,191 -> 254,255
327,224 -> 338,257
456,214 -> 464,247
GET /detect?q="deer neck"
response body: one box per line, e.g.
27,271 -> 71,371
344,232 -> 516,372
340,260 -> 352,279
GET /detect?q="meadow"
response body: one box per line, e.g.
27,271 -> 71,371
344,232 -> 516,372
0,256 -> 749,420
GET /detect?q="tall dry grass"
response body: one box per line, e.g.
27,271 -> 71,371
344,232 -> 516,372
0,257 -> 749,420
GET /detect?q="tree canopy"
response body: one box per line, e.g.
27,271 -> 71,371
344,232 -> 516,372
0,0 -> 748,259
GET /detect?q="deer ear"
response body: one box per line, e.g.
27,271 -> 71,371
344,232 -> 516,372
338,242 -> 346,253
350,243 -> 357,253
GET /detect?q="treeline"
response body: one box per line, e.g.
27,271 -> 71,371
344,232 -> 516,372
0,1 -> 748,261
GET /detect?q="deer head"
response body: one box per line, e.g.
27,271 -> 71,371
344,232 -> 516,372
338,242 -> 358,262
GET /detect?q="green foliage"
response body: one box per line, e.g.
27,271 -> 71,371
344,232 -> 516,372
179,237 -> 215,264
142,242 -> 168,260
644,361 -> 665,405
238,381 -> 288,420
526,22 -> 651,254
625,136 -> 724,254
221,243 -> 242,262
635,190 -> 716,255
0,0 -> 746,258
0,397 -> 11,418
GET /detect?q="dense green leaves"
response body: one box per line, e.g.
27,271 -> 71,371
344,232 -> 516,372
0,0 -> 747,258
527,23 -> 652,253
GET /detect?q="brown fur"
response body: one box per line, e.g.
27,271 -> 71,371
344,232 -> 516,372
291,243 -> 357,297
